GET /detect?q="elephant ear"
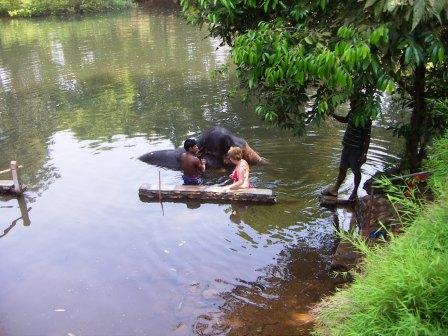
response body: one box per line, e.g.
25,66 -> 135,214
220,134 -> 245,154
220,135 -> 232,154
225,134 -> 246,152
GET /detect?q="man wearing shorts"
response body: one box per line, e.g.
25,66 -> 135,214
180,138 -> 206,185
323,110 -> 371,201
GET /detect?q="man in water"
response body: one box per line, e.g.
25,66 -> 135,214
180,138 -> 206,185
322,110 -> 372,201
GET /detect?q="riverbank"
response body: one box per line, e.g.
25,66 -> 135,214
313,133 -> 448,335
0,0 -> 134,17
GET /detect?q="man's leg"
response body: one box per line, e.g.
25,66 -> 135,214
348,149 -> 363,200
323,166 -> 348,196
349,171 -> 361,200
323,147 -> 349,197
332,167 -> 348,194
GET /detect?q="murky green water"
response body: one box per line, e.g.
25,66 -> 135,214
0,6 -> 401,335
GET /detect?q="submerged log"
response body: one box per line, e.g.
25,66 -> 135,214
139,184 -> 277,204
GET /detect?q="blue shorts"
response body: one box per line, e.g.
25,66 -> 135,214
182,175 -> 202,185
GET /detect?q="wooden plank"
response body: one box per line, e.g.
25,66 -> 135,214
139,184 -> 277,204
0,180 -> 26,195
0,180 -> 14,194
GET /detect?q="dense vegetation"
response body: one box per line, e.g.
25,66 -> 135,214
0,0 -> 133,17
180,0 -> 448,171
313,133 -> 448,335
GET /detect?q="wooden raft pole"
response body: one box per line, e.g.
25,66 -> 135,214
139,184 -> 277,204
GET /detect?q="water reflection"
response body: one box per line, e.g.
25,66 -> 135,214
0,8 -> 238,191
191,217 -> 338,336
0,6 -> 402,336
0,195 -> 31,238
227,203 -> 248,225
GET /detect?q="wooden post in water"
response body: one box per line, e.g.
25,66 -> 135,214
10,161 -> 22,194
158,171 -> 162,201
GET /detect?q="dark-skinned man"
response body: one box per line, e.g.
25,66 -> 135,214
180,138 -> 206,185
322,108 -> 372,201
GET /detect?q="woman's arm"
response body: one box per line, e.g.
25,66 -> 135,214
228,179 -> 244,190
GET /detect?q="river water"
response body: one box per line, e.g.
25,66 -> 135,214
0,6 -> 401,336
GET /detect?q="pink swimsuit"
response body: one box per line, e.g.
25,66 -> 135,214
230,167 -> 252,187
230,169 -> 239,182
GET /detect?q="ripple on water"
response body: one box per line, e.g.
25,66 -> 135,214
0,7 -> 401,335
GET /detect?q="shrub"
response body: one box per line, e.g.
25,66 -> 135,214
0,0 -> 133,17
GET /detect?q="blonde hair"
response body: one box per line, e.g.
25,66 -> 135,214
228,146 -> 243,160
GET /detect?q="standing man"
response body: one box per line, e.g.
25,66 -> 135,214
180,138 -> 206,185
322,110 -> 372,201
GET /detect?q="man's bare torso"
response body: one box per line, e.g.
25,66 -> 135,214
180,152 -> 202,177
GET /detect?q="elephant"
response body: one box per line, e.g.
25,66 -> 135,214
139,126 -> 265,170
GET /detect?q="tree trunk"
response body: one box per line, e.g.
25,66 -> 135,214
405,63 -> 426,172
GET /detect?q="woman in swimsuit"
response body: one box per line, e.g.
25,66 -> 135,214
223,146 -> 250,191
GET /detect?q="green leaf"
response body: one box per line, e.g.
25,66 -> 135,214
385,80 -> 395,93
437,47 -> 445,63
319,0 -> 327,10
405,46 -> 413,64
248,77 -> 255,88
396,40 -> 409,49
364,0 -> 377,8
431,44 -> 439,61
412,0 -> 426,30
413,46 -> 422,65
263,0 -> 269,12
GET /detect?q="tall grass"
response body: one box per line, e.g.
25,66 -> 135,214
313,133 -> 448,336
0,0 -> 133,17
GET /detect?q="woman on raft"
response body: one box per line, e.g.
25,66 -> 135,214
223,146 -> 251,191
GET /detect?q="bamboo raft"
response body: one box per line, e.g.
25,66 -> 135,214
139,184 -> 277,204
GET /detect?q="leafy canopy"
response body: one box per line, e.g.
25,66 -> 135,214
181,0 -> 448,137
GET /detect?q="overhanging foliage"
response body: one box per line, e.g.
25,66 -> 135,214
181,0 -> 448,168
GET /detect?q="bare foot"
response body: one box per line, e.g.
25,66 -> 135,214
322,186 -> 338,197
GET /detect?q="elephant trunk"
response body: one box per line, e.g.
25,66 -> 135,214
243,144 -> 268,165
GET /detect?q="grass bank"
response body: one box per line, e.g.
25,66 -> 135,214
313,134 -> 448,335
0,0 -> 134,17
